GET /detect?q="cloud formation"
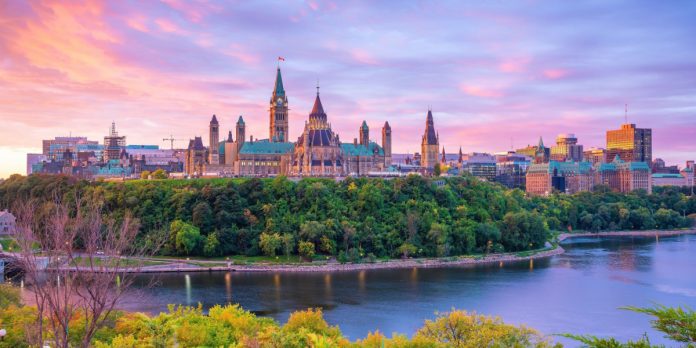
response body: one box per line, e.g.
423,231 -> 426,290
0,0 -> 695,177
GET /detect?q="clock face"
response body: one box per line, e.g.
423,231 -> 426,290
277,98 -> 283,105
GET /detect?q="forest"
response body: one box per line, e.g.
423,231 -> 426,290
0,174 -> 694,259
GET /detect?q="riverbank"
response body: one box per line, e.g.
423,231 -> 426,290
557,228 -> 696,242
42,228 -> 696,274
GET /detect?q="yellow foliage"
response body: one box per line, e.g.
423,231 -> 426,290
414,309 -> 553,348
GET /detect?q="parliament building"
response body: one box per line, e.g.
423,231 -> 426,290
184,67 -> 392,177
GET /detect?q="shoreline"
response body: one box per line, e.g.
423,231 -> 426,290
40,228 -> 696,274
557,228 -> 696,242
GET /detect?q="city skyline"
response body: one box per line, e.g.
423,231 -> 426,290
2,1 -> 696,178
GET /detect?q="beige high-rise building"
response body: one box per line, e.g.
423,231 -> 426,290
550,133 -> 583,162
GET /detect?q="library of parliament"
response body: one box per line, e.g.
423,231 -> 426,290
184,67 -> 393,177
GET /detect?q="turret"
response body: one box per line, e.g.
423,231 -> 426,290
382,121 -> 392,166
360,120 -> 369,146
236,116 -> 246,152
209,114 -> 219,164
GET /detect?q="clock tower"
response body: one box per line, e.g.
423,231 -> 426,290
269,67 -> 289,142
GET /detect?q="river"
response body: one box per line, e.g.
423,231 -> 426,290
121,234 -> 696,346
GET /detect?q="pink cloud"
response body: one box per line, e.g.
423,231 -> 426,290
543,69 -> 568,79
223,44 -> 261,65
459,84 -> 504,98
126,16 -> 149,33
351,49 -> 379,65
155,18 -> 185,34
498,57 -> 530,73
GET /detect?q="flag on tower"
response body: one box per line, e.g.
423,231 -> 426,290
278,56 -> 285,61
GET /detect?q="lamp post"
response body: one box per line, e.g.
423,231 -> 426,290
0,328 -> 7,341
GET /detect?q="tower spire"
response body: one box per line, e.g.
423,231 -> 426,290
625,103 -> 628,124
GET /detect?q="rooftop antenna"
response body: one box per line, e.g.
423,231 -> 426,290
624,103 -> 628,124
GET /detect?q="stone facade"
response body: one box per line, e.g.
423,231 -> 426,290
596,156 -> 652,193
526,161 -> 594,196
183,67 -> 391,177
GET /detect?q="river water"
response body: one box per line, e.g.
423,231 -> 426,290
122,234 -> 696,346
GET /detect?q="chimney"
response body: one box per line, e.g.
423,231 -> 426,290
354,138 -> 358,146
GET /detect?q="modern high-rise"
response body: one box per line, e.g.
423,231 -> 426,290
43,136 -> 98,160
420,109 -> 439,170
550,133 -> 583,162
269,67 -> 289,142
606,123 -> 652,164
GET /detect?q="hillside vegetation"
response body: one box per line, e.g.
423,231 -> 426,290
0,174 -> 693,259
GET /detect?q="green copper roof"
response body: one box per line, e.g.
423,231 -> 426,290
597,159 -> 650,172
237,115 -> 245,124
361,120 -> 368,130
652,173 -> 683,178
239,140 -> 293,155
340,142 -> 384,156
527,160 -> 593,174
273,68 -> 285,97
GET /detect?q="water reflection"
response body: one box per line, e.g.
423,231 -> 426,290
185,274 -> 191,305
120,234 -> 696,346
224,272 -> 232,303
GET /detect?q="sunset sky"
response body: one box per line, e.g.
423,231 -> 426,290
1,0 -> 695,178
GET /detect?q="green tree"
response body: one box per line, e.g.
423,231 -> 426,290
281,233 -> 296,258
398,243 -> 417,258
259,232 -> 282,257
298,241 -> 316,260
139,170 -> 151,179
171,220 -> 201,255
433,163 -> 442,177
192,202 -> 213,233
203,232 -> 220,257
152,169 -> 168,179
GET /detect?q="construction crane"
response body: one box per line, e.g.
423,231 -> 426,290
163,134 -> 186,150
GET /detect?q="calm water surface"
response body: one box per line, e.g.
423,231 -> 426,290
122,234 -> 696,346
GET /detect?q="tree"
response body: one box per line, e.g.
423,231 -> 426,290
433,163 -> 442,177
299,221 -> 326,244
398,243 -> 417,258
192,202 -> 213,233
203,232 -> 220,257
298,241 -> 315,260
281,233 -> 295,258
654,208 -> 681,229
414,309 -> 552,347
474,223 -> 500,252
139,170 -> 151,179
623,305 -> 696,344
10,197 -> 160,348
171,220 -> 201,255
152,169 -> 168,179
259,232 -> 282,257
